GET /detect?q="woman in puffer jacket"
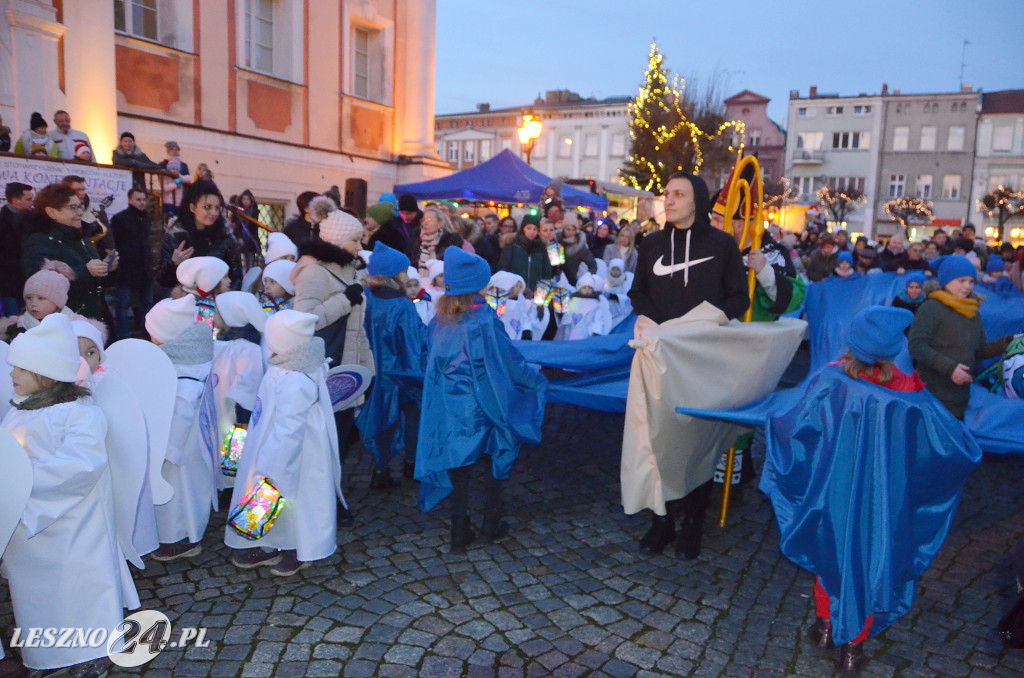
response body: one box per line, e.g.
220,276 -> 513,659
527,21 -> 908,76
291,207 -> 375,465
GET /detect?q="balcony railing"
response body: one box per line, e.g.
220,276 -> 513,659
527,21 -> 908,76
792,150 -> 824,164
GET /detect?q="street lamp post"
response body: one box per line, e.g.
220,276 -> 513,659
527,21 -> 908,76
518,111 -> 542,164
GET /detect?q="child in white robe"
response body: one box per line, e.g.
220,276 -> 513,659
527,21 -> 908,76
225,310 -> 343,576
556,273 -> 613,340
146,296 -> 218,561
2,314 -> 139,674
212,292 -> 267,490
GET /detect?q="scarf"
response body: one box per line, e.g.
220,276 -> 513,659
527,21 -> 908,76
419,229 -> 442,270
928,290 -> 979,318
895,290 -> 924,305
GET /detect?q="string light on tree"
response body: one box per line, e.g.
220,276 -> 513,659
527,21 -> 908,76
619,41 -> 745,194
884,196 -> 934,229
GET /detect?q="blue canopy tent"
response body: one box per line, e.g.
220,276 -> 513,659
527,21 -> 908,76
393,149 -> 609,211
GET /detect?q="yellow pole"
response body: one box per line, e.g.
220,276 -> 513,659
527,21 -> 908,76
718,154 -> 765,527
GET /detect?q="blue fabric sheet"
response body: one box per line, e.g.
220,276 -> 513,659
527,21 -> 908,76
686,367 -> 982,645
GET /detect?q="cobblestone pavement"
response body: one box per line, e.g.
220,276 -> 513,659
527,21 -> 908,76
3,389 -> 1024,676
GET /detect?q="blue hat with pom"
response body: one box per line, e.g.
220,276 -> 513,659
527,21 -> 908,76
903,271 -> 927,287
368,241 -> 410,277
931,254 -> 977,286
848,306 -> 915,364
443,246 -> 491,295
837,251 -> 854,267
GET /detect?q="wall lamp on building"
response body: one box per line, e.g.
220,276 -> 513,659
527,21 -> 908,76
518,111 -> 543,163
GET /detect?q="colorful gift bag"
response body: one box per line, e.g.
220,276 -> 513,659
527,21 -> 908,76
547,242 -> 566,266
220,424 -> 247,477
485,287 -> 509,317
227,476 -> 286,540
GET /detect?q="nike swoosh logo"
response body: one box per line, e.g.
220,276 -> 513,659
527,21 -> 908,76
652,255 -> 714,276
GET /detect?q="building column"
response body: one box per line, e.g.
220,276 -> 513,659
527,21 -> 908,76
396,0 -> 437,159
4,1 -> 65,137
599,125 -> 609,182
60,1 -> 117,161
545,129 -> 556,177
571,126 -> 581,178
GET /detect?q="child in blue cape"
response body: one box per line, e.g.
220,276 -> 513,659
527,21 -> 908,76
982,256 -> 1017,294
891,271 -> 927,314
416,247 -> 547,554
762,306 -> 981,673
356,242 -> 428,489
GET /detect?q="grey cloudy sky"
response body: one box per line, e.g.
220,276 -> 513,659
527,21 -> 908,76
435,0 -> 1024,125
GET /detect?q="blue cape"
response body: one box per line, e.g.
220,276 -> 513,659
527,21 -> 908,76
415,305 -> 547,511
685,368 -> 981,644
356,292 -> 429,466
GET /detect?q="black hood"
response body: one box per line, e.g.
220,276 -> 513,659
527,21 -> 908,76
666,173 -> 712,232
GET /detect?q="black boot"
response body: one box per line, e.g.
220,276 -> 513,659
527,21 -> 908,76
403,460 -> 415,479
450,515 -> 476,555
839,641 -> 865,674
337,503 -> 354,527
481,494 -> 509,544
808,617 -> 834,649
675,517 -> 703,560
639,514 -> 675,554
370,468 -> 396,490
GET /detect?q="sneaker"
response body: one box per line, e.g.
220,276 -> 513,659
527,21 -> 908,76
270,551 -> 309,577
151,541 -> 202,562
231,548 -> 282,569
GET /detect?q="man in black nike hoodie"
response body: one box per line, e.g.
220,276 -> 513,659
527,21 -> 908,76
628,171 -> 749,560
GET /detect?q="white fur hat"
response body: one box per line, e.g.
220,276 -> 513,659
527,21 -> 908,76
71,318 -> 106,363
489,271 -> 525,292
8,313 -> 82,382
262,260 -> 296,295
425,259 -> 445,285
576,273 -> 604,293
265,232 -> 298,264
406,266 -> 421,283
265,309 -> 318,357
318,210 -> 363,248
176,256 -> 229,295
146,296 -> 198,344
215,291 -> 267,333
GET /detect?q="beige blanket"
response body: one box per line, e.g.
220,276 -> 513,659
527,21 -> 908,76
621,302 -> 806,515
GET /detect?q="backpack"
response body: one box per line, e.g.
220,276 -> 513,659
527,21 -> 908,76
977,334 -> 1024,399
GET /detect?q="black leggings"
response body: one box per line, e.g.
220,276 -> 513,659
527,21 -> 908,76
666,479 -> 714,522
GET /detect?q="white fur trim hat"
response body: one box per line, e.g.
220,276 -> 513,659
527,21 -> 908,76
71,318 -> 106,364
406,266 -> 421,283
176,256 -> 229,295
146,296 -> 198,344
265,309 -> 318,357
488,271 -> 524,292
265,232 -> 298,264
318,210 -> 363,248
8,313 -> 82,382
215,291 -> 267,333
425,259 -> 445,286
262,260 -> 296,295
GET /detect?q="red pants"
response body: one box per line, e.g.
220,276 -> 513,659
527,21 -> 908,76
814,578 -> 873,644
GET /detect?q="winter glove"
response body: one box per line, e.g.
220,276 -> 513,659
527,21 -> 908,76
344,283 -> 364,306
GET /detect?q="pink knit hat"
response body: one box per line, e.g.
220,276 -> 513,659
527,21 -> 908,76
318,210 -> 363,248
24,268 -> 70,308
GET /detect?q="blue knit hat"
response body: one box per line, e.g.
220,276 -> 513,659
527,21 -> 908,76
368,241 -> 410,277
903,271 -> 927,288
443,246 -> 491,295
837,251 -> 854,267
931,254 -> 977,286
986,257 -> 1006,274
848,306 -> 914,364
379,192 -> 399,208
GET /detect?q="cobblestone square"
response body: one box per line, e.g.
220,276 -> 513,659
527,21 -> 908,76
2,395 -> 1023,677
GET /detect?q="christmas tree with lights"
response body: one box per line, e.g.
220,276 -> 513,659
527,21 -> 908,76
619,42 -> 744,194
